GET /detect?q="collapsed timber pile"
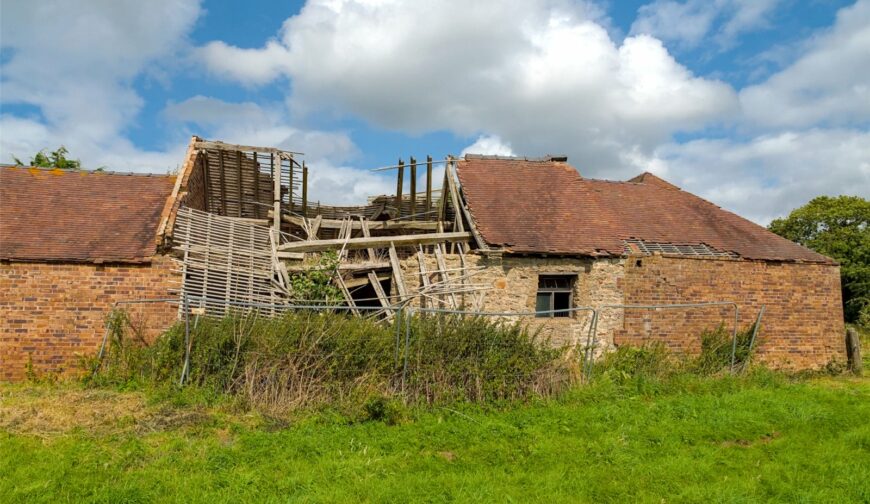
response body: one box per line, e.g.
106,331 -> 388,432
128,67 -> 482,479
160,137 -> 491,317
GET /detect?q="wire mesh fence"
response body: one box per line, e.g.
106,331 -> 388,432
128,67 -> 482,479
93,296 -> 755,392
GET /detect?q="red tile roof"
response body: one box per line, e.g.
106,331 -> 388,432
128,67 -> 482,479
0,167 -> 176,263
457,156 -> 833,264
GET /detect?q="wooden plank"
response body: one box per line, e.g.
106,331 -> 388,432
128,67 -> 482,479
193,140 -> 302,155
253,153 -> 261,218
218,151 -> 227,216
285,261 -> 389,273
437,166 -> 449,222
282,213 -> 438,231
272,153 -> 281,231
335,274 -> 360,316
409,157 -> 417,221
202,152 -> 211,213
309,215 -> 322,239
417,248 -> 430,309
434,245 -> 458,309
344,273 -> 390,289
359,217 -> 376,261
425,155 -> 432,215
277,231 -> 473,253
236,150 -> 244,217
389,243 -> 408,302
288,155 -> 294,215
302,162 -> 308,217
395,159 -> 404,217
368,271 -> 392,312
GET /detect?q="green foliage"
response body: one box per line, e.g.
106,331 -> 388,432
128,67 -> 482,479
12,146 -> 81,170
288,251 -> 343,304
89,311 -> 573,414
769,195 -> 870,324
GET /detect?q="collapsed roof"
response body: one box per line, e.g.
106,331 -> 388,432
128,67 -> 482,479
0,167 -> 175,263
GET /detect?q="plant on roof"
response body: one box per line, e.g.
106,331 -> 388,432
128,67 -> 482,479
769,195 -> 869,326
12,146 -> 81,170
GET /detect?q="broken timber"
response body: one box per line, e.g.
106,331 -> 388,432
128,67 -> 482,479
276,231 -> 473,253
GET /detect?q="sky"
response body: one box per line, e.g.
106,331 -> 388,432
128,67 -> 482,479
1,0 -> 868,224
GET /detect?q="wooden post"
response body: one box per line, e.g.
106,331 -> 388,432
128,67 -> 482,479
218,151 -> 227,216
395,159 -> 404,218
201,153 -> 211,213
302,161 -> 308,217
236,150 -> 244,217
846,327 -> 863,375
288,156 -> 294,216
425,155 -> 432,217
252,152 -> 261,218
272,154 -> 281,233
409,157 -> 417,221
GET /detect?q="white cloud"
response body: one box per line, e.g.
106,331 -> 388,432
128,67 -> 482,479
197,0 -> 737,181
0,0 -> 203,172
461,135 -> 514,157
645,129 -> 870,224
739,0 -> 870,129
630,0 -> 780,48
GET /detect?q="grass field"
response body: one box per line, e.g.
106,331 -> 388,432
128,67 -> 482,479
2,369 -> 868,503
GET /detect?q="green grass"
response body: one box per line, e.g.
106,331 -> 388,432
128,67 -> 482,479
2,372 -> 868,503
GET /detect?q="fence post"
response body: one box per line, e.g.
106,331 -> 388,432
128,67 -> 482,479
180,296 -> 191,386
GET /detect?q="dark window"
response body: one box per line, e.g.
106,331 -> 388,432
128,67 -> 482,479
535,275 -> 575,318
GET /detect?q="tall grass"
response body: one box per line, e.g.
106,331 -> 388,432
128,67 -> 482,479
89,310 -> 577,415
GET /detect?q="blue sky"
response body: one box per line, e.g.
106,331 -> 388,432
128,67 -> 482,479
1,0 -> 868,223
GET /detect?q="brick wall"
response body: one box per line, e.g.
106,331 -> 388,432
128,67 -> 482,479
615,255 -> 845,370
0,255 -> 179,381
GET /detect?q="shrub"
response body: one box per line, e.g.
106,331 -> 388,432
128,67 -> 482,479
90,310 -> 576,415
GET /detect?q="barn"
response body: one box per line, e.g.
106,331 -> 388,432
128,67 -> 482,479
0,138 -> 846,380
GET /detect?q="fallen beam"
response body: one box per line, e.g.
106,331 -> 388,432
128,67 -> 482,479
277,231 -> 473,253
279,213 -> 440,232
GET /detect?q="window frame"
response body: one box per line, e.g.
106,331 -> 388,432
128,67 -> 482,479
535,274 -> 576,318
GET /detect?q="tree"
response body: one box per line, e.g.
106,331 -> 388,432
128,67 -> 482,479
12,146 -> 81,170
769,196 -> 870,325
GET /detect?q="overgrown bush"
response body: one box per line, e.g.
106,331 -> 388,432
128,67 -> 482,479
89,310 -> 576,415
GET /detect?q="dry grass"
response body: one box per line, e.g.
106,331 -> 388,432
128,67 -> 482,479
0,385 -> 213,437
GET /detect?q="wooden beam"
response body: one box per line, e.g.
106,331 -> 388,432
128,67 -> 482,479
277,231 -> 473,253
368,271 -> 391,311
434,245 -> 458,308
344,273 -> 390,289
335,274 -> 360,316
302,161 -> 308,217
193,140 -> 302,156
218,151 -> 227,216
425,155 -> 432,215
285,261 -> 390,273
288,155 -> 294,216
280,213 -> 439,232
201,153 -> 211,213
389,243 -> 408,302
395,159 -> 404,217
272,154 -> 281,231
309,215 -> 322,240
409,157 -> 417,221
252,152 -> 260,218
236,150 -> 244,217
447,160 -> 489,251
359,217 -> 376,261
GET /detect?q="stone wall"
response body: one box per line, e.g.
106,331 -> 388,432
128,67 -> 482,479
617,255 -> 845,370
398,252 -> 845,370
397,254 -> 625,352
0,255 -> 179,381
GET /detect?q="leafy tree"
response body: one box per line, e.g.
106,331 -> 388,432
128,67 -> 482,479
769,196 -> 869,325
289,250 -> 343,304
12,146 -> 81,170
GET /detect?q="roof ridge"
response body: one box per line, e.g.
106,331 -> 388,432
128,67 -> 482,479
0,165 -> 173,177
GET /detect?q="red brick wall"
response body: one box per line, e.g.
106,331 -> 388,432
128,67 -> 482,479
614,255 -> 845,370
0,255 -> 179,381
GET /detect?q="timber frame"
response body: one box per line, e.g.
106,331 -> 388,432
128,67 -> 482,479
163,136 -> 494,317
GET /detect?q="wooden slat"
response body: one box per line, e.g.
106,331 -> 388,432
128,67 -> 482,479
359,216 -> 376,261
368,271 -> 392,312
277,231 -> 473,252
434,245 -> 458,308
389,243 -> 408,302
425,155 -> 432,215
